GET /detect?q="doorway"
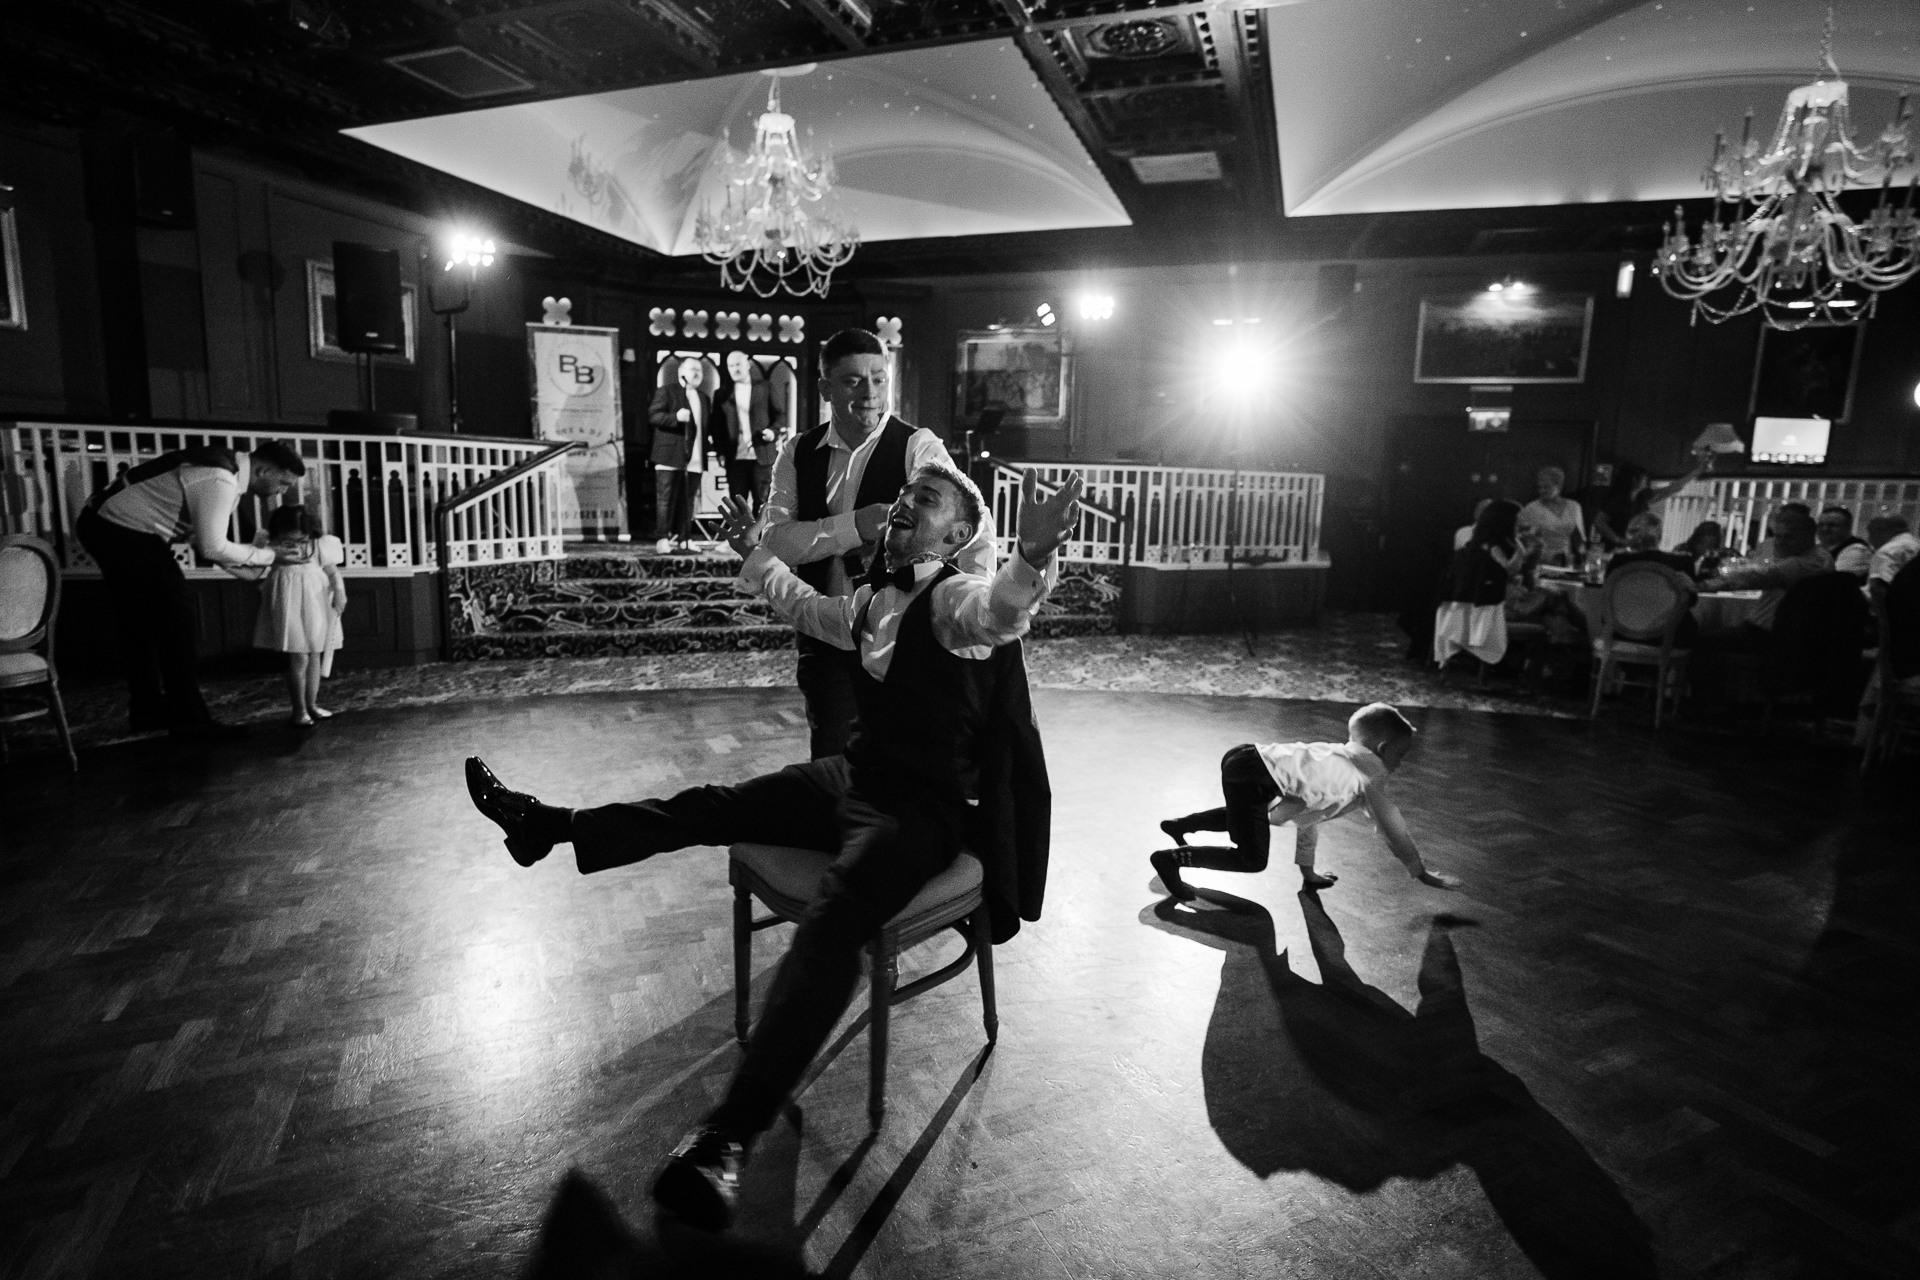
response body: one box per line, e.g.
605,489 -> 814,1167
1375,416 -> 1594,614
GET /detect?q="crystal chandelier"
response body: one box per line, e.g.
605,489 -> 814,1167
1653,9 -> 1918,330
693,73 -> 859,299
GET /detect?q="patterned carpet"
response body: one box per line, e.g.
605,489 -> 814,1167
3,614 -> 1582,760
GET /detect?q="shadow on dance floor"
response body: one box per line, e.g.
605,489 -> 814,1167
1145,888 -> 1658,1280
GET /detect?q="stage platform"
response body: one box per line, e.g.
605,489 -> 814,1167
2,688 -> 1908,1277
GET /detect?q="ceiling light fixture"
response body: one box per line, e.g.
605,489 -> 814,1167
694,70 -> 858,298
1653,4 -> 1918,330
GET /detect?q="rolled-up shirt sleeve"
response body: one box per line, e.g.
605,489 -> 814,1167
185,472 -> 272,569
759,436 -> 863,566
736,544 -> 862,648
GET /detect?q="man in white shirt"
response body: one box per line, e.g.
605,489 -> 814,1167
1866,516 -> 1920,610
761,328 -> 995,757
1816,506 -> 1872,577
465,462 -> 1083,1232
74,440 -> 304,739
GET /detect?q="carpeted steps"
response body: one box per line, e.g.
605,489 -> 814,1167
445,544 -> 1119,660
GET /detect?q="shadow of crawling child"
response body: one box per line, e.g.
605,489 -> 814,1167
1144,890 -> 1658,1280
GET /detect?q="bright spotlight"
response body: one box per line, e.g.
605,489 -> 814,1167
1487,282 -> 1503,293
1615,260 -> 1635,298
1209,338 -> 1284,405
1077,293 -> 1115,321
1912,379 -> 1920,409
446,232 -> 496,271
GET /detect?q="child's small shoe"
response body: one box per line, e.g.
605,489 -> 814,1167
289,714 -> 314,728
308,706 -> 334,720
1158,819 -> 1188,846
1150,849 -> 1195,902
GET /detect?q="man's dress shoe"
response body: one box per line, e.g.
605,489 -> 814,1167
465,756 -> 558,866
650,1126 -> 743,1232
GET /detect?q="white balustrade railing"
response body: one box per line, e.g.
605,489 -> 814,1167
1660,474 -> 1920,553
990,462 -> 1325,566
1,421 -> 564,576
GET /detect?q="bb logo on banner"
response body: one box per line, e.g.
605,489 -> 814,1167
528,324 -> 626,540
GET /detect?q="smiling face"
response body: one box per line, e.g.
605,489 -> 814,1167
823,352 -> 889,438
882,473 -> 974,563
1815,509 -> 1852,548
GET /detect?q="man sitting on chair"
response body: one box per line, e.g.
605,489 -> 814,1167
464,462 -> 1082,1232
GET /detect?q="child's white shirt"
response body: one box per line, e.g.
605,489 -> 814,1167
1256,741 -> 1389,829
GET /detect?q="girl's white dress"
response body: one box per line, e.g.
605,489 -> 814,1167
255,534 -> 344,655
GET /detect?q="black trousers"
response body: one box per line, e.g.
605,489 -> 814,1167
795,634 -> 860,760
724,459 -> 758,514
571,757 -> 964,1138
1168,743 -> 1282,873
74,509 -> 211,728
653,468 -> 692,540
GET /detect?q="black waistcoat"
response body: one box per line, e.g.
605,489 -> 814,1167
845,562 -> 997,802
793,416 -> 915,593
87,446 -> 239,516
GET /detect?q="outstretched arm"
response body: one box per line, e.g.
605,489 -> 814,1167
722,495 -> 861,649
1364,783 -> 1459,888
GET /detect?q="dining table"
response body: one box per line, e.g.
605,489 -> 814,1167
1538,574 -> 1764,634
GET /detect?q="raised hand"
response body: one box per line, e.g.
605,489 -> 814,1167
1017,470 -> 1085,567
717,496 -> 759,559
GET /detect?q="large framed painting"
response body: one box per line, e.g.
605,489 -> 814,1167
1414,291 -> 1593,384
1747,322 -> 1863,424
956,328 -> 1069,427
306,259 -> 417,364
0,205 -> 24,331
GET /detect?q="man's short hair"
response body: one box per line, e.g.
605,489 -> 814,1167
908,461 -> 985,536
1349,702 -> 1415,751
819,328 -> 886,375
1779,502 -> 1812,517
1625,511 -> 1663,546
251,441 -> 306,477
1818,505 -> 1853,524
1772,506 -> 1816,543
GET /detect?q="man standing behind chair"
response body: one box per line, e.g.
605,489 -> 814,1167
75,440 -> 304,740
464,463 -> 1082,1232
648,358 -> 710,553
762,328 -> 996,758
718,352 -> 784,516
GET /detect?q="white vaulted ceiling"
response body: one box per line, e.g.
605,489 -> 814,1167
1269,0 -> 1920,217
345,38 -> 1129,254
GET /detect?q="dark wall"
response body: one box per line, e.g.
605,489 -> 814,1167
0,124 -> 111,417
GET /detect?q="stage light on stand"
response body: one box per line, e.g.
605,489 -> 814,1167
446,233 -> 495,270
1036,302 -> 1056,327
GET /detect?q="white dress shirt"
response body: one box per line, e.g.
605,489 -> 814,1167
98,452 -> 274,570
733,382 -> 756,461
1256,741 -> 1389,828
683,389 -> 706,474
1831,541 -> 1872,577
761,419 -> 996,597
737,544 -> 1052,680
1870,532 -> 1920,585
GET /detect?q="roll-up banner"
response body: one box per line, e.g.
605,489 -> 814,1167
527,323 -> 625,540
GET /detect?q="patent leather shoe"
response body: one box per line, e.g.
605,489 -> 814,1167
465,756 -> 558,866
650,1125 -> 744,1232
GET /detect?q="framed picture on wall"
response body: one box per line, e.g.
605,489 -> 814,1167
1414,291 -> 1593,384
956,328 -> 1069,427
305,260 -> 417,364
0,205 -> 25,331
1747,322 -> 1863,425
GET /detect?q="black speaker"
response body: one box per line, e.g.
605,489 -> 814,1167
332,241 -> 404,354
1316,262 -> 1358,315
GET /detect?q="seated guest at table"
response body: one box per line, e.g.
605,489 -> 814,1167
1606,513 -> 1694,577
1590,457 -> 1708,551
1517,466 -> 1585,566
1749,502 -> 1813,565
1681,520 -> 1727,580
1694,507 -> 1828,654
1452,497 -> 1492,551
1866,516 -> 1920,612
1816,506 -> 1872,577
1434,499 -> 1521,668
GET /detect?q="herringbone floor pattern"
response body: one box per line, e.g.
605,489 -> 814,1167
0,690 -> 1912,1278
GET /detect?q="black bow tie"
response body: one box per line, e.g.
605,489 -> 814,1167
866,557 -> 929,593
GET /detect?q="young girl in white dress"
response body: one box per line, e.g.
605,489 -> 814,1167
253,504 -> 346,726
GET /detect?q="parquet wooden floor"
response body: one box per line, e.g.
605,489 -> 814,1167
0,689 -> 1913,1278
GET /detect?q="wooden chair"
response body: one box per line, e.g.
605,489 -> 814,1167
729,842 -> 996,1130
1587,562 -> 1693,728
0,535 -> 76,771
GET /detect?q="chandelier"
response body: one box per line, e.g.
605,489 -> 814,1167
693,72 -> 859,299
1652,9 -> 1918,330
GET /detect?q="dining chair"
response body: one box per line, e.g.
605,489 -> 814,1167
729,842 -> 996,1131
1758,572 -> 1872,735
0,535 -> 78,771
1587,562 -> 1693,728
1858,605 -> 1920,772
